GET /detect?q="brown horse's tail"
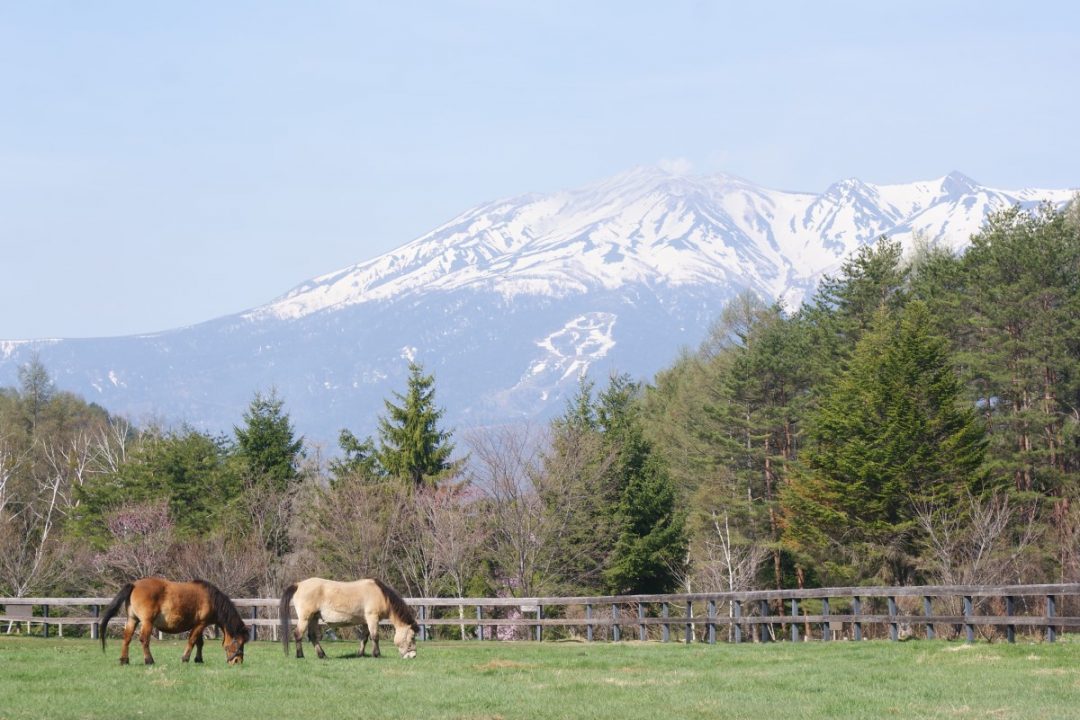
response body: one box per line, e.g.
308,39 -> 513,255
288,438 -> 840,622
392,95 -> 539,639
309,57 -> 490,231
99,583 -> 134,652
280,583 -> 298,656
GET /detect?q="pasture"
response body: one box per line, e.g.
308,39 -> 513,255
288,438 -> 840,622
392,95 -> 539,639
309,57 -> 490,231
2,636 -> 1080,720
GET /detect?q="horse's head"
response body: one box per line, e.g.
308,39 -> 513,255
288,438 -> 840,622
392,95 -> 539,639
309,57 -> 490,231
394,623 -> 418,659
222,626 -> 249,665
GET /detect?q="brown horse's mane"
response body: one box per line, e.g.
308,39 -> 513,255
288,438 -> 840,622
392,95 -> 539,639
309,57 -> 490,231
193,579 -> 249,640
372,578 -> 419,631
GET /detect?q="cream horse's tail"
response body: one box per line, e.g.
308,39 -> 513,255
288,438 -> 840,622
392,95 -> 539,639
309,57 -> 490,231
279,583 -> 298,655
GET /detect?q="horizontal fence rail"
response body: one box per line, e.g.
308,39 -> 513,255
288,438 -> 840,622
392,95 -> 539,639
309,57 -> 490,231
3,584 -> 1079,645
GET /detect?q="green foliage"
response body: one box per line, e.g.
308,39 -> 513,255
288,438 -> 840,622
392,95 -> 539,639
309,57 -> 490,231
959,205 -> 1080,495
594,374 -> 687,594
73,427 -> 240,543
330,429 -> 381,482
375,361 -> 456,488
782,302 -> 989,584
233,389 -> 304,492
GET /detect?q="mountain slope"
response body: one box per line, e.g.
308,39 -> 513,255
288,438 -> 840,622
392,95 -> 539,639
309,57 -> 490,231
1,168 -> 1074,441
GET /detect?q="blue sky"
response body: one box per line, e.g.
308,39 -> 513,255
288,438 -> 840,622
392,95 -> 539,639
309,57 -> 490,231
2,1 -> 1077,339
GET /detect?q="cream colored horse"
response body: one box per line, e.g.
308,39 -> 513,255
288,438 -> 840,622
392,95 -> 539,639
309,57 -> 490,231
280,577 -> 418,659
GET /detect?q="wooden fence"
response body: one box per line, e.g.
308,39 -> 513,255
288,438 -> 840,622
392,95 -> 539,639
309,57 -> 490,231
4,583 -> 1079,644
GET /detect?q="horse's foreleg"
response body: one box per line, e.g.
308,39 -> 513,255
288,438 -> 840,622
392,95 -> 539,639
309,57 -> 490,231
182,624 -> 205,663
357,623 -> 369,657
365,614 -> 381,658
139,622 -> 155,665
119,619 -> 136,665
194,630 -> 205,663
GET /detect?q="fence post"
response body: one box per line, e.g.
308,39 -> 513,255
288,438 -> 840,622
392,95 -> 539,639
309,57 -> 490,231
91,605 -> 99,641
707,599 -> 716,645
586,603 -> 593,642
662,602 -> 670,643
759,600 -> 769,643
853,597 -> 862,641
250,606 -> 258,642
1006,596 -> 1016,644
964,596 -> 974,643
888,596 -> 898,641
924,596 -> 934,640
733,601 -> 742,644
1046,595 -> 1057,643
536,605 -> 543,642
822,598 -> 831,641
475,606 -> 482,641
685,600 -> 693,644
638,603 -> 646,642
42,604 -> 48,639
612,604 -> 621,642
790,599 -> 799,643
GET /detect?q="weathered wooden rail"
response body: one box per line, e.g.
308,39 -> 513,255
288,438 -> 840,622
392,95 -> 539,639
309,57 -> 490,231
4,583 -> 1078,644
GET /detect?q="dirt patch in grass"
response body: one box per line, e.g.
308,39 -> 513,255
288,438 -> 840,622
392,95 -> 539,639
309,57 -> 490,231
472,659 -> 535,671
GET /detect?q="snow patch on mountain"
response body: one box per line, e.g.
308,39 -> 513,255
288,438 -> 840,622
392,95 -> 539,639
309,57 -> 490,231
246,168 -> 1075,326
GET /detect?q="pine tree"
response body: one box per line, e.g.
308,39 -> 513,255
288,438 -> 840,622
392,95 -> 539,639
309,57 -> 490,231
782,302 -> 988,585
596,374 -> 687,594
376,361 -> 455,488
960,205 -> 1080,495
233,389 -> 304,493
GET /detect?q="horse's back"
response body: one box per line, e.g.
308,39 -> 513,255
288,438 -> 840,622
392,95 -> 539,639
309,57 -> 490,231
294,577 -> 384,624
129,577 -> 211,632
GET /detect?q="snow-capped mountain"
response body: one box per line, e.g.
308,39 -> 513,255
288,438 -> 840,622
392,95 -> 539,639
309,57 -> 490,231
1,168 -> 1073,442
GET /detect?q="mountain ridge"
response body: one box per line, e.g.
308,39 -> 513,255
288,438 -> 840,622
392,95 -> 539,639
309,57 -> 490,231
1,168 -> 1074,442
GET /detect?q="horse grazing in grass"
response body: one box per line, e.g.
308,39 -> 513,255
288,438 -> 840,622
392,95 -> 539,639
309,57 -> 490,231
99,577 -> 249,665
280,577 -> 418,660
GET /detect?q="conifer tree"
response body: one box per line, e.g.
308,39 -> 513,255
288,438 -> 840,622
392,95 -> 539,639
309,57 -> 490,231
233,389 -> 304,493
376,361 -> 455,488
782,302 -> 988,585
960,205 -> 1080,494
596,374 -> 687,594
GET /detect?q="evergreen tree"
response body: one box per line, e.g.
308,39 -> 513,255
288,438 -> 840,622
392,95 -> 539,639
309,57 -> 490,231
596,374 -> 687,594
329,429 -> 382,483
782,302 -> 988,585
74,427 -> 239,541
960,205 -> 1080,495
376,361 -> 455,488
233,389 -> 304,493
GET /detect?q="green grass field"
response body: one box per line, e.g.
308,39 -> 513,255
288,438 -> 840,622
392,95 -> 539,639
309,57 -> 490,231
2,635 -> 1080,720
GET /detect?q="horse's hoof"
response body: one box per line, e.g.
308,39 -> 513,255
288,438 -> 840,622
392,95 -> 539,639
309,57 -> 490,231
194,657 -> 203,664
119,658 -> 129,666
181,657 -> 189,663
145,660 -> 154,665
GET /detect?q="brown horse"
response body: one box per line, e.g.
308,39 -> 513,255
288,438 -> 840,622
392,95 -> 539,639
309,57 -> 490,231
99,577 -> 249,665
280,577 -> 418,659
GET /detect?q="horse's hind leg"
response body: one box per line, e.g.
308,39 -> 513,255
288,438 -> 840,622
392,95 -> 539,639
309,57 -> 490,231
119,618 -> 137,665
293,614 -> 310,659
139,622 -> 155,665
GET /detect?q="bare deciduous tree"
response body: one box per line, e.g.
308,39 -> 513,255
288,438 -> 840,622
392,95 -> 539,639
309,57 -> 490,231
96,501 -> 177,583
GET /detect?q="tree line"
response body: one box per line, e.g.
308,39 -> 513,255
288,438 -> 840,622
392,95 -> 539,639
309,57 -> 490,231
1,202 -> 1077,614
